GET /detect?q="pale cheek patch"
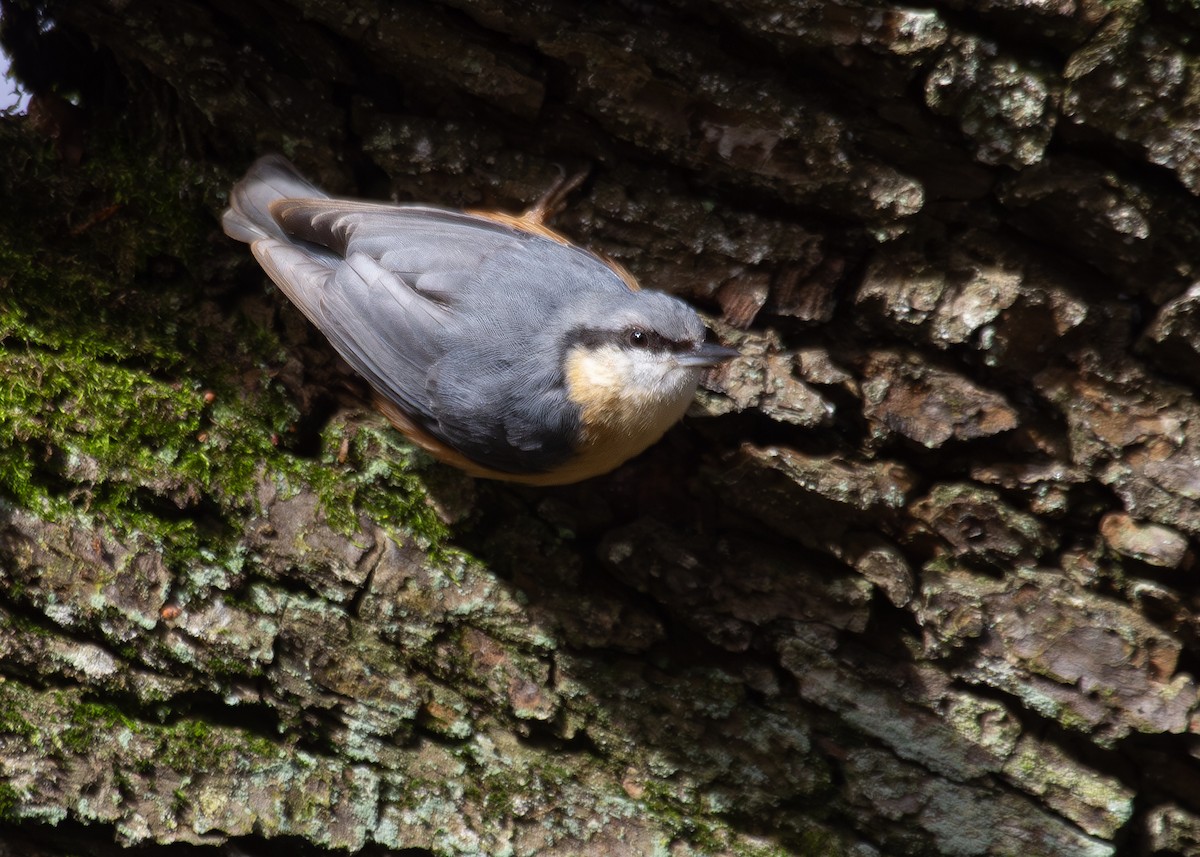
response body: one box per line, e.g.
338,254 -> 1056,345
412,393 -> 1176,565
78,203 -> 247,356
565,346 -> 627,411
564,345 -> 699,441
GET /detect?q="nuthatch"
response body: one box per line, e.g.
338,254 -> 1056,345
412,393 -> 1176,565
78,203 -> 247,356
222,156 -> 737,485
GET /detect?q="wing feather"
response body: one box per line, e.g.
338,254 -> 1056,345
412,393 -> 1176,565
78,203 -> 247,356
273,200 -> 526,260
222,155 -> 327,243
251,237 -> 451,421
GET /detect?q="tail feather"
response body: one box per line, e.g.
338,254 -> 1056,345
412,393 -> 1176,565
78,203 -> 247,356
221,155 -> 327,244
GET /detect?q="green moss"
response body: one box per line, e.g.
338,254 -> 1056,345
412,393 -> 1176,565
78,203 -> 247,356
0,128 -> 240,556
0,782 -> 21,822
157,720 -> 226,770
0,691 -> 37,742
205,654 -> 265,679
242,733 -> 281,759
312,416 -> 450,554
0,114 -> 450,600
56,724 -> 91,754
637,779 -> 696,841
58,700 -> 138,754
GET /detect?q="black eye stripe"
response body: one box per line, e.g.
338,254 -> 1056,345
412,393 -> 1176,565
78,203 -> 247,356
565,326 -> 692,354
626,327 -> 659,349
624,327 -> 683,352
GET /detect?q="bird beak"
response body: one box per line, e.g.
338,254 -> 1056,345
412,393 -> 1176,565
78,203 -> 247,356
676,341 -> 740,367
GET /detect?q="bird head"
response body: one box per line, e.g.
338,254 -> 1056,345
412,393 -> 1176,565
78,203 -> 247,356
559,289 -> 738,435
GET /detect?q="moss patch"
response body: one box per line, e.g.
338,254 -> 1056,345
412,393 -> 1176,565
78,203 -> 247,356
0,782 -> 20,822
0,118 -> 447,584
58,699 -> 138,755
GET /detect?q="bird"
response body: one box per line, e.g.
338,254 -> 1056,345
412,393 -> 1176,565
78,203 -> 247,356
221,155 -> 738,485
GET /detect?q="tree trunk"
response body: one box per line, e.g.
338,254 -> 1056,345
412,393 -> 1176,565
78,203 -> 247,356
1,1 -> 1198,855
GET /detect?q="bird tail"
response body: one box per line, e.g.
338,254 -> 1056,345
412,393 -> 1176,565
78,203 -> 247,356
221,155 -> 327,244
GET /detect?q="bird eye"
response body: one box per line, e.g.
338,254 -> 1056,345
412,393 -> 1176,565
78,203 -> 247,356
626,328 -> 650,348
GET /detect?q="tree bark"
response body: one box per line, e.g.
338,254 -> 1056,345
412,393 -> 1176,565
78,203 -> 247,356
1,0 -> 1199,855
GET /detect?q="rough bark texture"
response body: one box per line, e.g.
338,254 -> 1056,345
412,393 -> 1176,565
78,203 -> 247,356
1,0 -> 1199,855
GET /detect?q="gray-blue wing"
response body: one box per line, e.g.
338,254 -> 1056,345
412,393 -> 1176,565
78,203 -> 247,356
271,200 -> 541,300
224,157 -> 595,472
248,239 -> 451,424
222,159 -> 535,423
